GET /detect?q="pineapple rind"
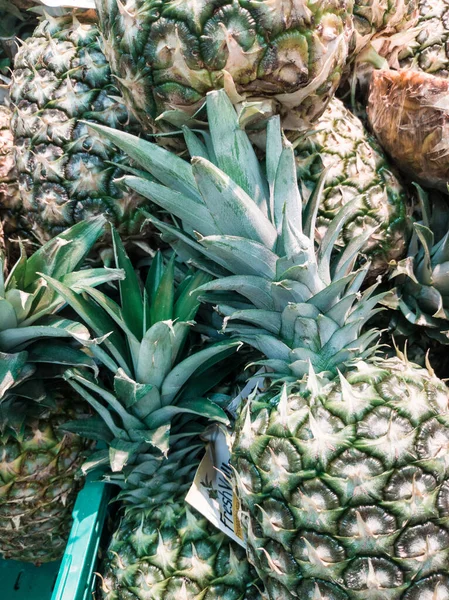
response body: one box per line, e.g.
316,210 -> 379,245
398,0 -> 449,75
101,495 -> 261,600
0,398 -> 91,563
233,358 -> 449,598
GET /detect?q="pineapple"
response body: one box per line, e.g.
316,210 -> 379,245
44,238 -> 261,598
98,448 -> 260,600
93,0 -> 354,134
292,97 -> 410,280
7,11 -> 151,254
367,68 -> 449,192
90,90 -> 449,599
0,216 -> 123,563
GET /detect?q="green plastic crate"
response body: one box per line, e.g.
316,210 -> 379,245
51,472 -> 111,600
1,472 -> 111,600
0,556 -> 61,600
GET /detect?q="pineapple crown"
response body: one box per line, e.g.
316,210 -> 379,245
87,90 -> 384,380
384,186 -> 449,343
0,216 -> 117,408
44,230 -> 241,480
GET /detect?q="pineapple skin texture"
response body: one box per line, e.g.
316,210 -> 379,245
9,13 -> 149,249
94,0 -> 354,132
100,500 -> 261,600
293,97 -> 410,280
0,399 -> 91,564
232,357 -> 449,599
398,0 -> 449,74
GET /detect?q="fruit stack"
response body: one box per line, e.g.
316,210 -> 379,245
1,1 -> 449,600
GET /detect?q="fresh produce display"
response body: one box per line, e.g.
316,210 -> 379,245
92,89 -> 449,599
7,11 -> 151,254
293,96 -> 410,279
94,0 -> 354,132
42,236 -> 260,598
2,3 -> 449,600
0,217 -> 122,563
367,68 -> 449,191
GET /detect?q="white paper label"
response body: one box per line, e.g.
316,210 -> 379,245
186,424 -> 245,547
186,372 -> 266,547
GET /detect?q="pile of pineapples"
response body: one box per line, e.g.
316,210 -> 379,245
2,1 -> 449,599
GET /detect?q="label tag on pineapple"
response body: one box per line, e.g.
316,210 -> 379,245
186,374 -> 265,548
39,0 -> 96,8
186,424 -> 245,547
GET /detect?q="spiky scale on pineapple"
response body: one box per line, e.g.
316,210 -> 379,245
8,11 -> 150,249
94,0 -> 354,132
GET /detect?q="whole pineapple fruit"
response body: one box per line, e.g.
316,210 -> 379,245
8,11 -> 151,254
45,240 -> 261,598
293,97 -> 410,280
94,0 -> 354,133
90,90 -> 449,599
